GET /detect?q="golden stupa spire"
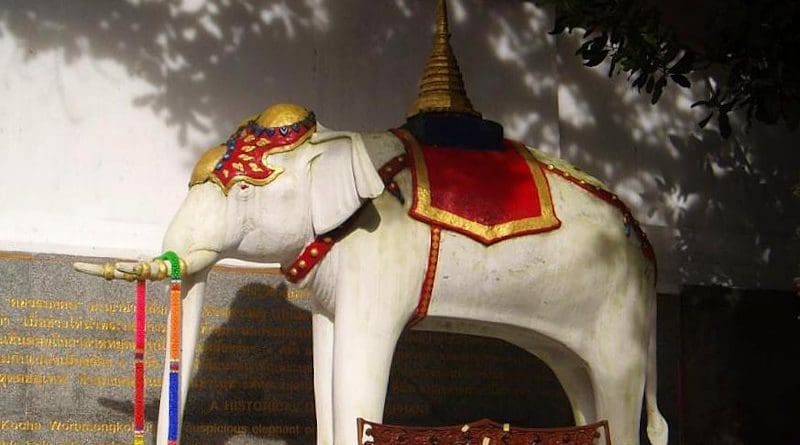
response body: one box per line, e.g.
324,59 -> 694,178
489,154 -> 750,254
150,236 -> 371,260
408,0 -> 480,117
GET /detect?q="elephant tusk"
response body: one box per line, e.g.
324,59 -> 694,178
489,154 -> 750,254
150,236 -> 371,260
73,261 -> 140,282
73,262 -> 106,278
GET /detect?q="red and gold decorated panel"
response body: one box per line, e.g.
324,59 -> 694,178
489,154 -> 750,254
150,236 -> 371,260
190,104 -> 316,194
359,418 -> 611,445
392,129 -> 561,245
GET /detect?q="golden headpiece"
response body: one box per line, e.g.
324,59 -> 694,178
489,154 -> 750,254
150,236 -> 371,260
190,103 -> 316,193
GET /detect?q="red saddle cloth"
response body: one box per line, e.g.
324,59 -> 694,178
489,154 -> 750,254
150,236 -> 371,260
393,130 -> 561,245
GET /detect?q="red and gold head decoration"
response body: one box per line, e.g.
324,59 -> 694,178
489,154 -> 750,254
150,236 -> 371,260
190,103 -> 316,194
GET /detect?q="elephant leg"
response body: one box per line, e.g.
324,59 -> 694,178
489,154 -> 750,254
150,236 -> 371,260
644,298 -> 668,445
514,339 -> 596,426
331,321 -> 403,445
331,280 -> 409,445
587,331 -> 649,445
312,309 -> 335,445
156,271 -> 208,445
544,356 -> 596,425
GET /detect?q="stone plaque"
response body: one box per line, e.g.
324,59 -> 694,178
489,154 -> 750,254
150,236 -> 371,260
0,252 -> 570,444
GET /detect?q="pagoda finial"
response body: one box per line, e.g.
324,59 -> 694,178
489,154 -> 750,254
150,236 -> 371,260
408,0 -> 480,118
435,0 -> 449,37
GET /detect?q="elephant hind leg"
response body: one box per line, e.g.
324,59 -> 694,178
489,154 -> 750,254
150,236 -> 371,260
644,298 -> 668,445
547,359 -> 596,425
586,329 -> 649,445
527,347 -> 596,426
590,363 -> 646,445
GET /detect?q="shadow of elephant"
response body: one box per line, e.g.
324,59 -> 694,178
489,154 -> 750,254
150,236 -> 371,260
103,281 -> 572,444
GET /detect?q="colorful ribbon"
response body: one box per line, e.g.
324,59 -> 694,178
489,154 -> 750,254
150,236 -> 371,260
130,252 -> 182,444
157,251 -> 182,445
134,279 -> 146,445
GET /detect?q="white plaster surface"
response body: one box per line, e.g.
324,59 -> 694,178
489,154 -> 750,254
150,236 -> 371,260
0,1 -> 796,291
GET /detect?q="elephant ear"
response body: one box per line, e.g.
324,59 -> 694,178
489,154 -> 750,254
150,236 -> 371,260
309,130 -> 384,234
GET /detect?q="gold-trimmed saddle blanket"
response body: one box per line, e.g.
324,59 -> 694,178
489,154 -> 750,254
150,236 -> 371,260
392,129 -> 561,245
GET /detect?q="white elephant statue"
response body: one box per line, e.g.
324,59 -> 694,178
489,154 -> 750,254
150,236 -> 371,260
76,102 -> 668,445
74,3 -> 670,443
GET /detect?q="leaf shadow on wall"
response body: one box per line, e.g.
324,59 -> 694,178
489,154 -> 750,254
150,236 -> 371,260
3,0 -> 796,289
550,31 -> 799,290
0,0 -> 329,147
0,0 -> 560,166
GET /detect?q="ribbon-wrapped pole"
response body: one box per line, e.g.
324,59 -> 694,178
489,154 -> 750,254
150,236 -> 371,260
157,251 -> 182,445
133,280 -> 146,445
75,253 -> 185,443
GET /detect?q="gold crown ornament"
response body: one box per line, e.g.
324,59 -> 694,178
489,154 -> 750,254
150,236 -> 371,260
190,103 -> 316,194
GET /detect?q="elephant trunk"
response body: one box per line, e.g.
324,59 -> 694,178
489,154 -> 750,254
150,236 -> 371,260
73,261 -> 138,281
72,181 -> 229,444
152,182 -> 227,444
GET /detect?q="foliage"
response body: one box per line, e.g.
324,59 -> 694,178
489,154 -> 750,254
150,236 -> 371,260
540,0 -> 800,138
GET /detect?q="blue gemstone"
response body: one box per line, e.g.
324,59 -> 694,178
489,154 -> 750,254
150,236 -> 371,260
267,128 -> 276,136
223,153 -> 231,160
291,123 -> 301,132
279,127 -> 289,135
227,143 -> 234,151
215,162 -> 223,170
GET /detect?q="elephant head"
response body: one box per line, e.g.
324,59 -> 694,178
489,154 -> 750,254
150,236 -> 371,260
78,103 -> 385,279
168,102 -> 385,270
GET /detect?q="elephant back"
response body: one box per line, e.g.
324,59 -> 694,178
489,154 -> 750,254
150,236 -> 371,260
385,129 -> 655,263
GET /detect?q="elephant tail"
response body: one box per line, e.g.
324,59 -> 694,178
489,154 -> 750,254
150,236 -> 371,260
644,294 -> 668,445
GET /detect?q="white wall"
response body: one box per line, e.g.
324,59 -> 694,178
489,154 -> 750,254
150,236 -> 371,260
0,0 -> 796,293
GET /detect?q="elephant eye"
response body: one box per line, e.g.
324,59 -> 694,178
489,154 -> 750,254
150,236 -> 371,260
234,182 -> 255,202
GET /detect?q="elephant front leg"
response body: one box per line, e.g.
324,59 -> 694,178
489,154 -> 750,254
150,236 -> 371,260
312,309 -> 335,445
331,307 -> 406,445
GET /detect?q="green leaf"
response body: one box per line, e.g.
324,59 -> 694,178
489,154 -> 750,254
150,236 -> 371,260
670,74 -> 691,88
608,57 -> 618,77
576,39 -> 594,55
698,112 -> 714,128
549,17 -> 568,35
632,72 -> 648,90
719,113 -> 732,139
670,52 -> 695,74
585,50 -> 609,67
663,45 -> 680,66
651,76 -> 667,104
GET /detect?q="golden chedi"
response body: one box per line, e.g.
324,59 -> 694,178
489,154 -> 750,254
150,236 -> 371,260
408,0 -> 480,118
